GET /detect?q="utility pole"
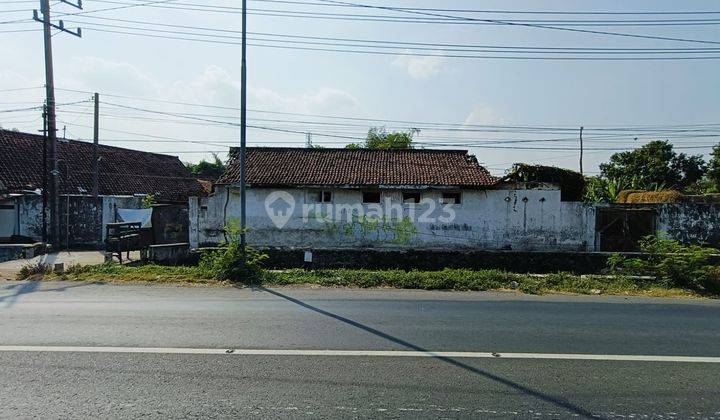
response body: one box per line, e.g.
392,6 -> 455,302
92,92 -> 100,198
579,126 -> 584,175
41,105 -> 48,243
306,132 -> 313,148
33,0 -> 82,248
239,0 -> 248,249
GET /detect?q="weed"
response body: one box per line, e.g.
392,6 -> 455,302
608,235 -> 720,294
16,261 -> 51,280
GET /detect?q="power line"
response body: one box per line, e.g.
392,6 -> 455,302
313,0 -> 720,46
50,14 -> 720,52
249,1 -> 720,16
69,26 -> 720,60
48,87 -> 720,136
60,19 -> 720,56
77,0 -> 720,24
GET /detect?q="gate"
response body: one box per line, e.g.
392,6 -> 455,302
596,207 -> 656,252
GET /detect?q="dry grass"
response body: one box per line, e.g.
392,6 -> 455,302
617,190 -> 683,204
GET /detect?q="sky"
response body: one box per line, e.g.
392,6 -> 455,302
1,0 -> 719,176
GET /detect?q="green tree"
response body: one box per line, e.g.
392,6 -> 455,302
346,127 -> 419,149
583,176 -> 629,203
707,144 -> 720,193
599,140 -> 706,192
185,153 -> 227,181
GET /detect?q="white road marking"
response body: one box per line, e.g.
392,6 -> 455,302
0,346 -> 718,363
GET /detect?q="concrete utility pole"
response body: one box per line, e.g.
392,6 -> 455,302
306,132 -> 313,148
41,105 -> 48,243
92,92 -> 100,198
239,0 -> 248,249
33,0 -> 82,248
579,126 -> 584,175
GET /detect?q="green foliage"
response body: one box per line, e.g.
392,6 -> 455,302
707,144 -> 720,193
19,261 -> 701,297
263,268 -> 687,296
141,194 -> 156,209
607,235 -> 720,295
346,126 -> 418,149
599,140 -> 706,193
198,219 -> 268,282
584,176 -> 630,203
64,262 -> 217,284
185,153 -> 227,181
505,164 -> 585,201
16,261 -> 51,280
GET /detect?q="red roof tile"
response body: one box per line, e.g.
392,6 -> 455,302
217,147 -> 497,188
0,130 -> 206,202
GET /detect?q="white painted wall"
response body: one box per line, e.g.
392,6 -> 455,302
190,184 -> 598,251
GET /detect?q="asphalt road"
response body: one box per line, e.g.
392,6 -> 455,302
1,280 -> 719,419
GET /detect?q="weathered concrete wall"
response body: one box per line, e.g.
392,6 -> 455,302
0,243 -> 45,263
149,243 -> 190,265
9,194 -> 142,247
190,185 -> 597,251
59,196 -> 103,247
16,195 -> 45,240
657,204 -> 720,247
100,196 -> 144,242
152,205 -> 189,245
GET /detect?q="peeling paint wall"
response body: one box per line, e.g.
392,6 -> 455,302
657,204 -> 720,247
190,185 -> 598,251
16,195 -> 45,240
5,194 -> 142,247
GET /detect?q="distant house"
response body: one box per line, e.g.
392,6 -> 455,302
190,147 -> 600,251
0,129 -> 205,202
0,129 -> 206,245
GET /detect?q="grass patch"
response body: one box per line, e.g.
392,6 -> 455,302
51,263 -> 222,285
262,269 -> 701,297
14,263 -> 703,297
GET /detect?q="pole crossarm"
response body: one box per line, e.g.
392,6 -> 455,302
60,0 -> 83,9
32,9 -> 82,38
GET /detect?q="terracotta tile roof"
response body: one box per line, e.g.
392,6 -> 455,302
0,129 -> 206,202
217,147 -> 497,188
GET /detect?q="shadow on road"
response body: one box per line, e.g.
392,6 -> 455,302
0,281 -> 97,309
258,286 -> 599,419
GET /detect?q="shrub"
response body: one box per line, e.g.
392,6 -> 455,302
608,235 -> 720,294
198,219 -> 267,282
16,261 -> 51,280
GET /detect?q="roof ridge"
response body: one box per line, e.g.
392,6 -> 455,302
239,146 -> 471,153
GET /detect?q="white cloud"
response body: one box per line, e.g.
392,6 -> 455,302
170,66 -> 358,115
463,104 -> 505,126
169,65 -> 240,107
0,61 -> 360,160
65,56 -> 160,96
299,87 -> 358,114
392,53 -> 444,80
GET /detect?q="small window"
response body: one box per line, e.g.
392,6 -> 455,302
442,192 -> 462,205
317,191 -> 332,203
403,191 -> 421,204
362,191 -> 381,204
